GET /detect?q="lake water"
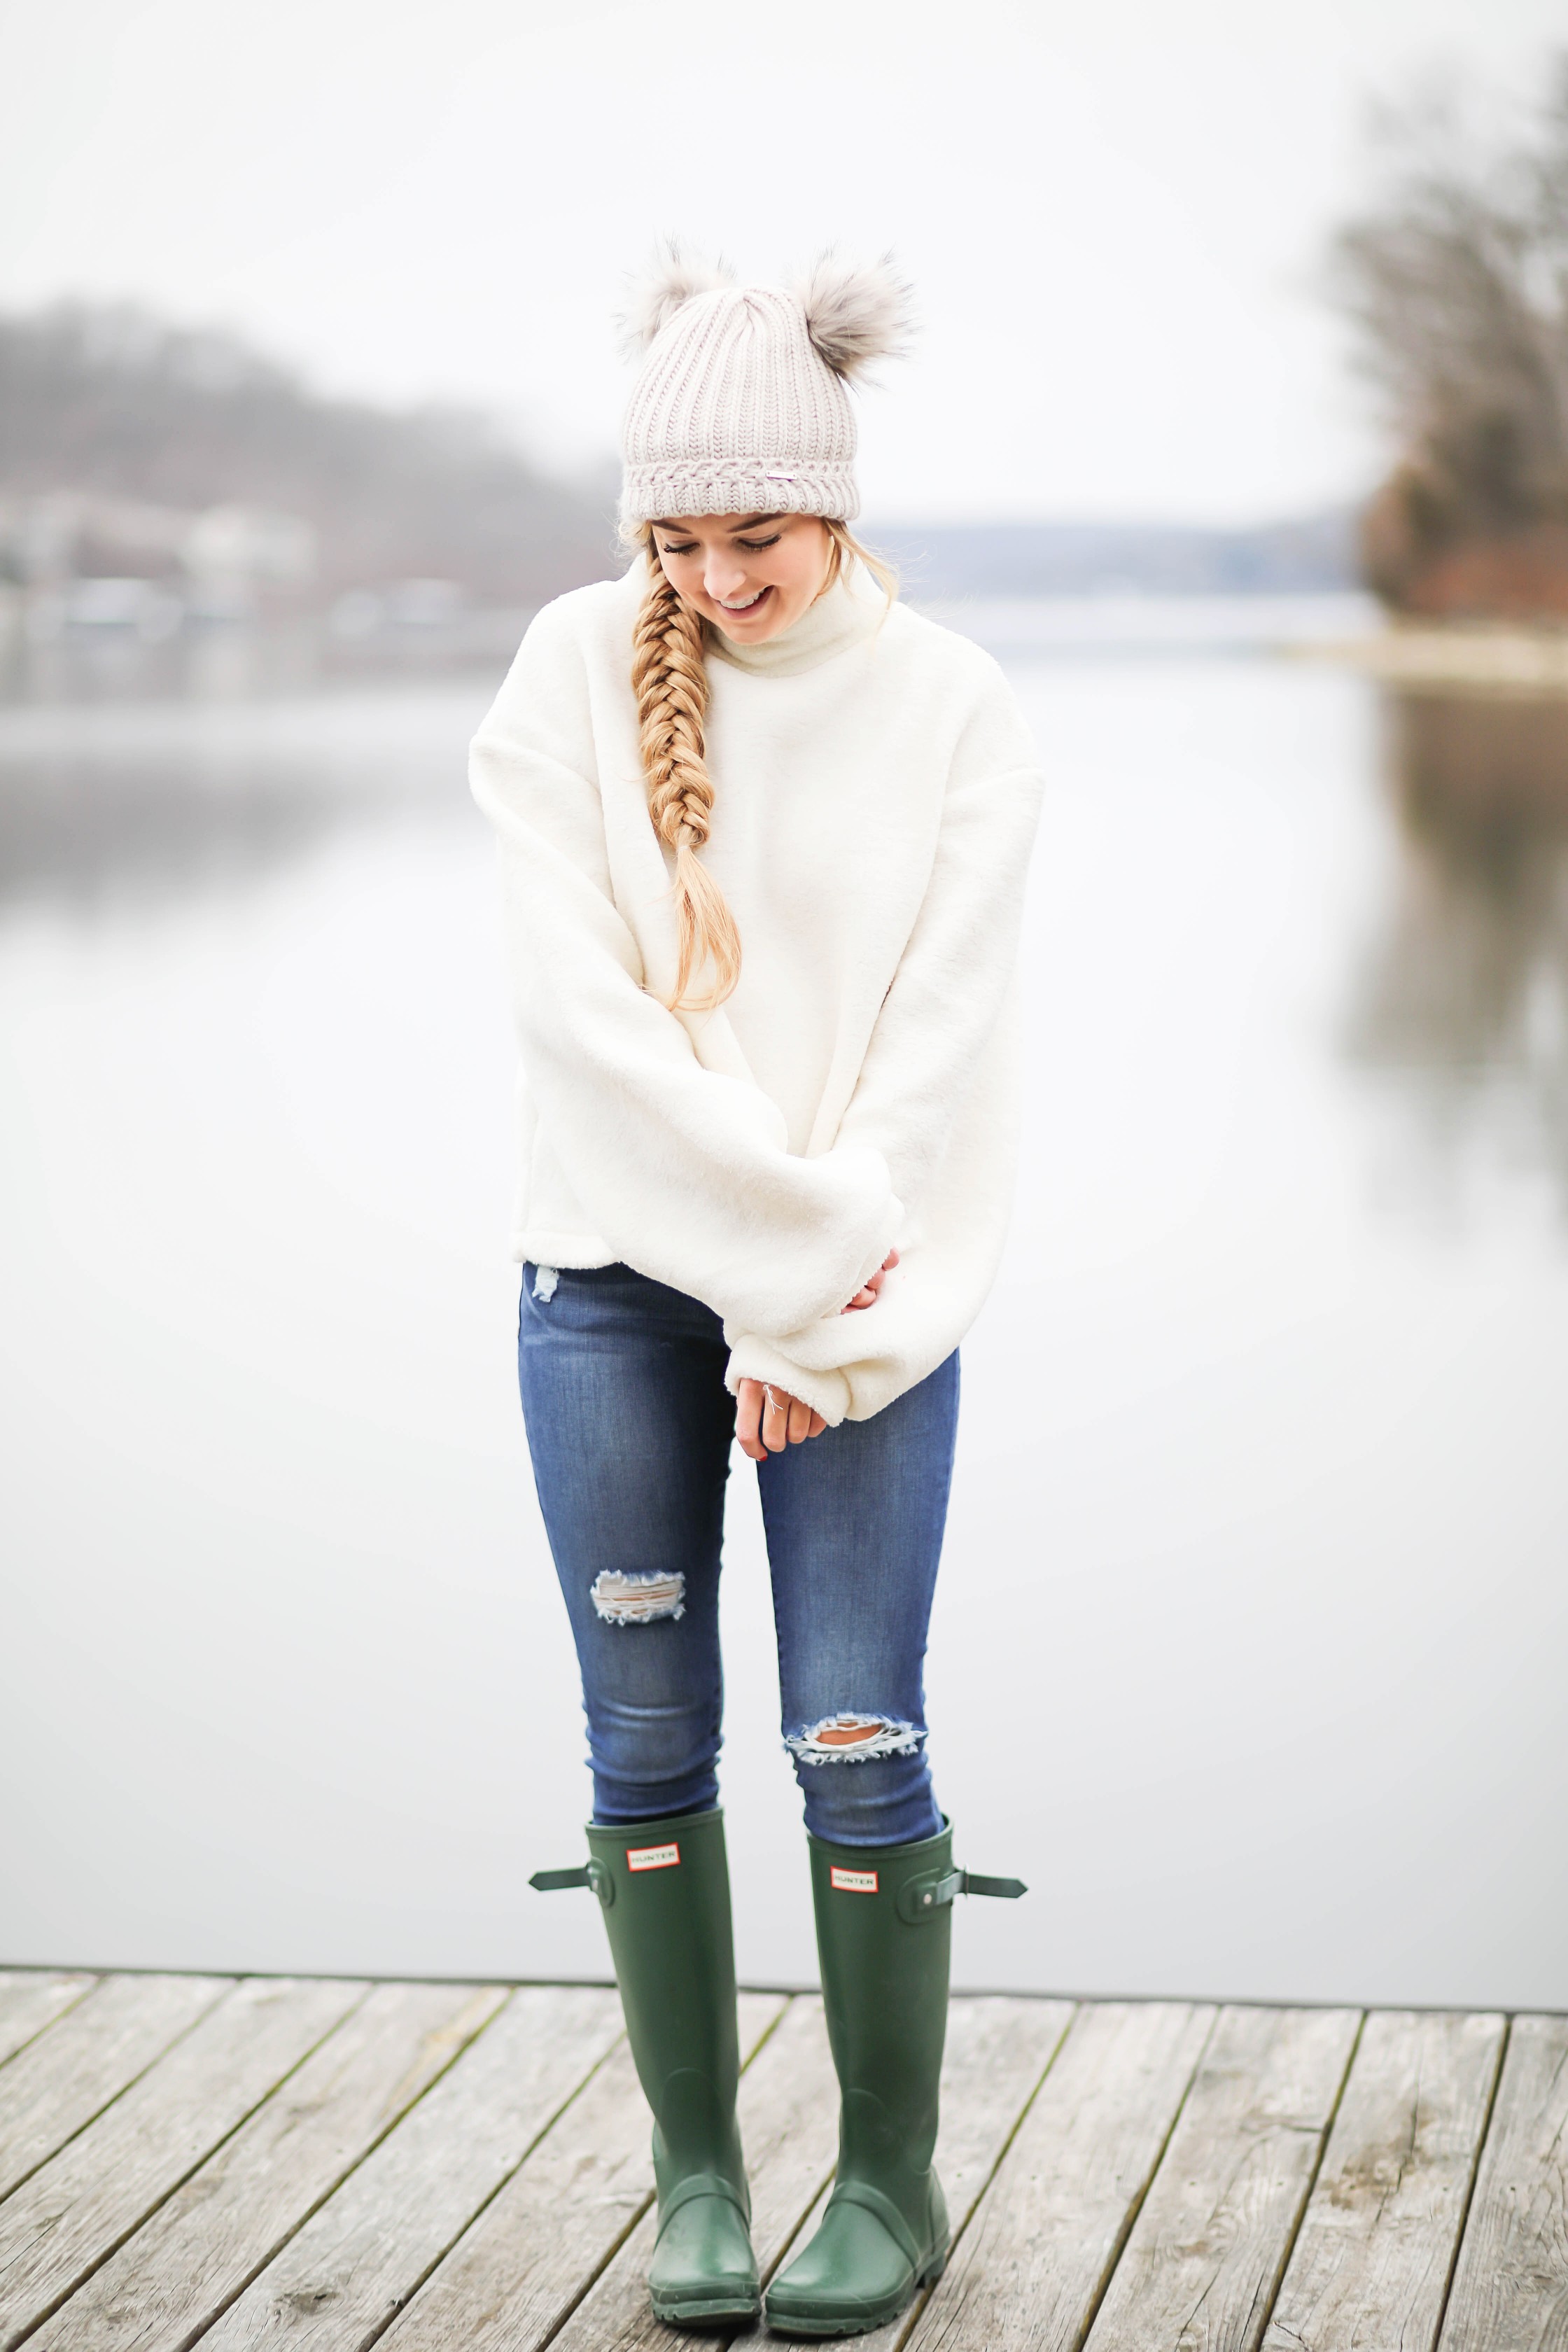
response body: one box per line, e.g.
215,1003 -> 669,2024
3,598 -> 1567,2007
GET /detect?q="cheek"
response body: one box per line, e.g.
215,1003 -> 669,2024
780,540 -> 826,594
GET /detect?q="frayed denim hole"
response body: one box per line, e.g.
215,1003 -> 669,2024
591,1569 -> 686,1626
532,1265 -> 559,1302
783,1712 -> 925,1765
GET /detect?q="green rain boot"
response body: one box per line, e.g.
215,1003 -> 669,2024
764,1819 -> 1025,2339
531,1807 -> 760,2327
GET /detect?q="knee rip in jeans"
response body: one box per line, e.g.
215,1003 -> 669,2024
785,1712 -> 924,1765
591,1569 -> 686,1625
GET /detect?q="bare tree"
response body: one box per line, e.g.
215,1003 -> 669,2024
1334,59 -> 1568,615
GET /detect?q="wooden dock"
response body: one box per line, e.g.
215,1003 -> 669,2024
0,1968 -> 1558,2350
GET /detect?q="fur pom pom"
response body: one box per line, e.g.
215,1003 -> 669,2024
792,251 -> 916,381
618,240 -> 736,358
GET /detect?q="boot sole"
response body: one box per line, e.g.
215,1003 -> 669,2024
650,2289 -> 762,2327
765,2248 -> 948,2338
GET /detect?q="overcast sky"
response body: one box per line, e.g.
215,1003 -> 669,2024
0,0 -> 1561,524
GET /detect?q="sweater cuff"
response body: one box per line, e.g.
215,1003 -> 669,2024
724,1338 -> 853,1430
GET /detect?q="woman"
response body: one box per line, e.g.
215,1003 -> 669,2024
471,251 -> 1042,2338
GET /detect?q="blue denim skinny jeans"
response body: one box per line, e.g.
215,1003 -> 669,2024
517,1262 -> 958,1847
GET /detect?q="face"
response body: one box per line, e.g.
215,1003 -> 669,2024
650,512 -> 832,643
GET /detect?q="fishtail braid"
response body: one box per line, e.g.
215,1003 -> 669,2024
630,552 -> 742,1010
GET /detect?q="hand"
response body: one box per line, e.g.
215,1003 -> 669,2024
735,1378 -> 827,1460
841,1246 -> 899,1313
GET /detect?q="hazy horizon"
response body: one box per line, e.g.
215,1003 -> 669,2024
2,0 -> 1564,529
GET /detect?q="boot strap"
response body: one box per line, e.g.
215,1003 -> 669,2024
656,2169 -> 751,2236
897,1866 -> 1027,1922
825,2178 -> 925,2272
528,1861 -> 614,1908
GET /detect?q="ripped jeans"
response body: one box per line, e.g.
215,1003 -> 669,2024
517,1262 -> 957,1847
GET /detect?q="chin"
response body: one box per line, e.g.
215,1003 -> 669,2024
711,601 -> 794,643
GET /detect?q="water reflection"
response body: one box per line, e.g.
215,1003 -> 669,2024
0,610 -> 528,708
0,678 -> 489,904
1349,689 -> 1568,1205
0,613 -> 519,904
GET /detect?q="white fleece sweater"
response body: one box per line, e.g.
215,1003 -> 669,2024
470,564 -> 1043,1424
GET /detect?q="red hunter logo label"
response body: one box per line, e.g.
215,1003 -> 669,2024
626,1842 -> 681,1872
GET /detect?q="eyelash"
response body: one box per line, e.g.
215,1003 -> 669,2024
659,534 -> 781,557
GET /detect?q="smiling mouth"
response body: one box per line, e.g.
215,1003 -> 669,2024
714,585 -> 772,615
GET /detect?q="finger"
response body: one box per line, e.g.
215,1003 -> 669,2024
807,1410 -> 827,1438
762,1385 -> 789,1453
787,1394 -> 811,1445
735,1379 -> 765,1462
841,1286 -> 874,1313
883,1247 -> 900,1269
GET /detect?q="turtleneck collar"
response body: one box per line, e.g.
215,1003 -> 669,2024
704,572 -> 886,680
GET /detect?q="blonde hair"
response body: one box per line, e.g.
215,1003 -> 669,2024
630,519 -> 895,1011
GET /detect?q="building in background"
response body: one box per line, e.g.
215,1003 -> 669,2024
0,304 -> 616,642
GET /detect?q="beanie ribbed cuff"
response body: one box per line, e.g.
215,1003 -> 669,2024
620,459 -> 860,533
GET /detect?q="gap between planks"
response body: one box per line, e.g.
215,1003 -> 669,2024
375,1990 -> 792,2352
764,1994 -> 1079,2352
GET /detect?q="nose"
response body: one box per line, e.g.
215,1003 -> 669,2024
703,554 -> 750,603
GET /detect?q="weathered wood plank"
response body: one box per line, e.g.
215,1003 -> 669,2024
0,1977 -> 365,2352
197,1984 -> 621,2352
904,2001 -> 1217,2352
792,1994 -> 1079,2352
546,1991 -> 846,2352
28,1980 -> 507,2352
732,1991 -> 790,2058
0,1974 -> 230,2204
1263,2009 -> 1505,2352
1437,2013 -> 1568,2352
377,1990 -> 788,2352
1082,2003 -> 1362,2352
0,1975 -> 98,2073
715,1994 -> 845,2278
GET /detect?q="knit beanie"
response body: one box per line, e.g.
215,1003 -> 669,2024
617,249 -> 914,533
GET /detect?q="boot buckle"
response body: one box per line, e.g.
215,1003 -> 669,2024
529,1860 -> 615,1908
897,1866 -> 1027,1923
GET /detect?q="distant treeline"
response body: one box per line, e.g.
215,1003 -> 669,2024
0,304 -> 617,603
1334,57 -> 1568,618
0,302 -> 1366,614
869,512 -> 1357,601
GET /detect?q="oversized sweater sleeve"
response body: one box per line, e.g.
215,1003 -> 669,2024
832,693 -> 1042,1214
469,601 -> 898,1338
723,654 -> 1043,1419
